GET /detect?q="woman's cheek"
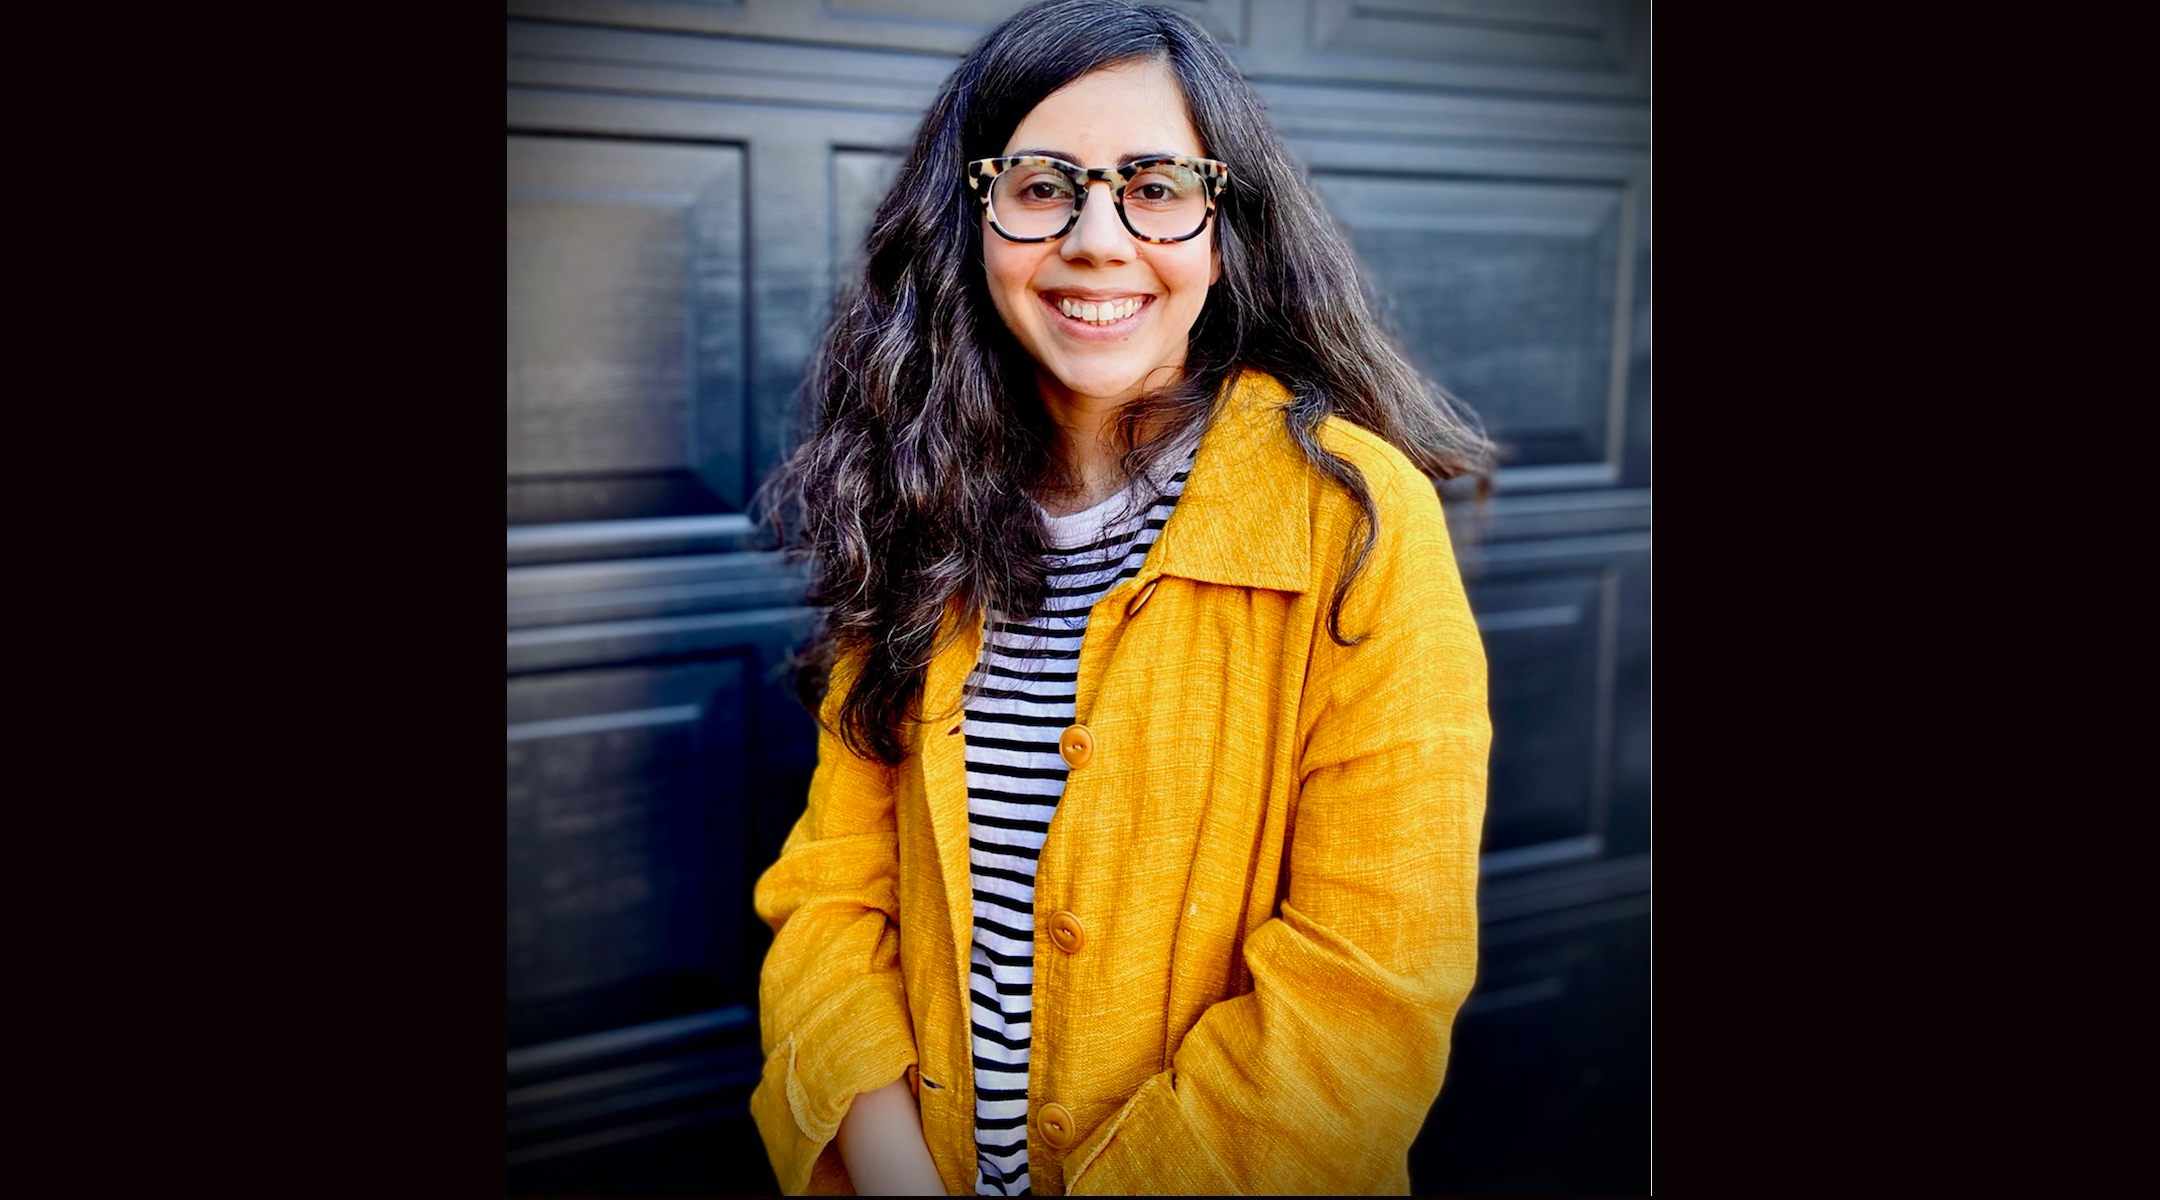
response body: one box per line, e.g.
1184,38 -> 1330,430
982,239 -> 1041,343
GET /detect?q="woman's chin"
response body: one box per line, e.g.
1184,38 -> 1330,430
1040,361 -> 1171,407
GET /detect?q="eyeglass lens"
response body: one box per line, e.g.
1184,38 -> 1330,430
990,162 -> 1208,240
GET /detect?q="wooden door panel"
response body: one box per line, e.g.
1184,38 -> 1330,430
1463,534 -> 1647,878
1310,0 -> 1632,69
1315,173 -> 1631,473
508,136 -> 747,524
1411,881 -> 1649,1193
832,149 -> 904,288
508,659 -> 753,1046
507,551 -> 812,630
510,0 -> 1645,96
1243,0 -> 1647,95
511,0 -> 1245,52
1469,568 -> 1607,854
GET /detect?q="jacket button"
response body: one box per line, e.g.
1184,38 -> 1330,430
1048,910 -> 1086,953
1125,578 -> 1159,617
1058,723 -> 1094,769
1036,1101 -> 1077,1150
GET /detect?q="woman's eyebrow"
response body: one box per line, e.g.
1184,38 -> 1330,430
1005,148 -> 1183,166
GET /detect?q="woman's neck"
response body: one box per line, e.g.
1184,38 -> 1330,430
1033,368 -> 1177,516
1037,432 -> 1128,516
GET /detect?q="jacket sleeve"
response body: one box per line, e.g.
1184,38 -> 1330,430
1066,461 -> 1490,1195
750,656 -> 923,1195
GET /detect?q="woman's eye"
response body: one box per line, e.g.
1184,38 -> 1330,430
1004,174 -> 1071,204
1128,171 -> 1194,204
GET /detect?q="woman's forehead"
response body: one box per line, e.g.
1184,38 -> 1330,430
1000,59 -> 1202,160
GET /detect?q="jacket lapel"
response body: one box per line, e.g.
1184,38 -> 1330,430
1144,368 -> 1314,595
917,603 -> 986,1008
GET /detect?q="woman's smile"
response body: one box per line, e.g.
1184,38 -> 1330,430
1041,290 -> 1154,337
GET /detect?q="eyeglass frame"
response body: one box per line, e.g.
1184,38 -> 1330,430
964,154 -> 1231,245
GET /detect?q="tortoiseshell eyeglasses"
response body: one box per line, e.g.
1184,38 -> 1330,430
964,154 -> 1231,244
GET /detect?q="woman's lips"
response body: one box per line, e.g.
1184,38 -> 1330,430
1040,292 -> 1151,338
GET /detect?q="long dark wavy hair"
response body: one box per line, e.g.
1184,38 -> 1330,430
757,0 -> 1494,766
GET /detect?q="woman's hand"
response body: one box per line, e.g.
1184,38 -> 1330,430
834,1075 -> 945,1195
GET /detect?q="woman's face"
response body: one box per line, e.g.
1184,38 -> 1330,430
983,58 -> 1220,414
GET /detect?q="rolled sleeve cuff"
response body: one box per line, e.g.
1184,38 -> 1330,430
752,972 -> 919,1195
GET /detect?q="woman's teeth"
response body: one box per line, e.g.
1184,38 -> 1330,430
1058,297 -> 1143,325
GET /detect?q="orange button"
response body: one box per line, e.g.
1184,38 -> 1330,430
1125,578 -> 1159,617
1036,1101 -> 1077,1149
1058,723 -> 1094,769
1048,910 -> 1086,954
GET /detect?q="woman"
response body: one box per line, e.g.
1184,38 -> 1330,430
752,1 -> 1493,1193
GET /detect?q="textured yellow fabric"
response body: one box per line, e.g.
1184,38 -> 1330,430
752,368 -> 1489,1195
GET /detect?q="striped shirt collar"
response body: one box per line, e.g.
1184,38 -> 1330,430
1035,424 -> 1197,552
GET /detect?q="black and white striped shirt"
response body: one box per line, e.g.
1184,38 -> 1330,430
964,449 -> 1195,1197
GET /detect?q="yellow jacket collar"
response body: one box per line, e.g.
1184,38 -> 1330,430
1146,368 -> 1314,594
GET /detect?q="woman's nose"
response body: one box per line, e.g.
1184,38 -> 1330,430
1060,180 -> 1134,265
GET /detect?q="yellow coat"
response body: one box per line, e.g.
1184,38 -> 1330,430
752,369 -> 1489,1195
